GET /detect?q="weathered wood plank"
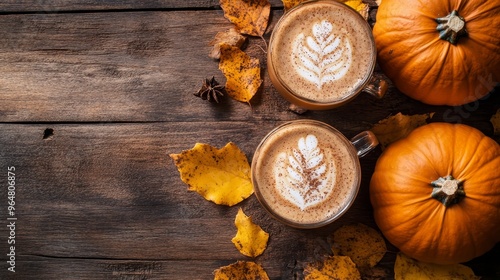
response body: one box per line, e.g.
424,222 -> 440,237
1,123 -> 499,279
0,122 -> 381,279
0,9 -> 291,122
1,2 -> 499,279
0,0 -> 285,12
12,258 -> 237,280
1,9 -> 498,125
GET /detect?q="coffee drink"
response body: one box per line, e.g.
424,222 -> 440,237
252,120 -> 363,228
268,0 -> 376,109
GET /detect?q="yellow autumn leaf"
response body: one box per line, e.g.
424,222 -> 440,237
371,112 -> 434,150
232,208 -> 269,258
219,0 -> 270,37
209,28 -> 247,59
304,256 -> 361,280
219,44 -> 262,104
490,108 -> 500,135
394,253 -> 480,280
282,0 -> 369,20
213,261 -> 270,280
342,0 -> 369,20
332,223 -> 387,269
169,142 -> 253,206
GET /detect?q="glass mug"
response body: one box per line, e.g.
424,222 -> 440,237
251,120 -> 378,228
267,0 -> 387,110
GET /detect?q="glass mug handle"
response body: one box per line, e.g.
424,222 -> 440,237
350,131 -> 379,158
362,75 -> 389,99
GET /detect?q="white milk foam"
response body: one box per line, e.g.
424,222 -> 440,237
253,122 -> 359,225
270,1 -> 375,103
292,20 -> 352,89
274,134 -> 337,210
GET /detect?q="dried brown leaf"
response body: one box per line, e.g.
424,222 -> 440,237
394,253 -> 480,280
332,223 -> 386,269
219,0 -> 270,37
282,0 -> 306,11
219,44 -> 262,104
371,112 -> 434,150
304,256 -> 361,280
214,261 -> 269,280
209,28 -> 246,59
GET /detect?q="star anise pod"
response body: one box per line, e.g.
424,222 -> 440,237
194,76 -> 225,103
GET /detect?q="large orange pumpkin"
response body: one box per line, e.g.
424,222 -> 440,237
373,0 -> 500,106
370,123 -> 500,264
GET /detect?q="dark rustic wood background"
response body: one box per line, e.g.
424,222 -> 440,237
1,0 -> 499,279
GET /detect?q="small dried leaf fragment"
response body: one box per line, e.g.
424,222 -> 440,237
490,108 -> 500,135
332,223 -> 386,269
219,44 -> 262,103
232,208 -> 269,258
289,103 -> 308,115
371,112 -> 434,150
219,0 -> 270,37
304,256 -> 361,280
394,253 -> 480,280
213,261 -> 269,280
169,142 -> 253,206
341,0 -> 370,20
209,28 -> 246,59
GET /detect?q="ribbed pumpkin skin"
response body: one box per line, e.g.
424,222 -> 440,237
370,123 -> 500,264
373,0 -> 500,106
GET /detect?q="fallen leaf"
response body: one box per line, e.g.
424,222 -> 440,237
304,256 -> 361,280
332,223 -> 387,269
170,142 -> 253,206
342,0 -> 370,20
219,0 -> 270,37
282,0 -> 306,11
490,108 -> 500,135
219,44 -> 262,104
371,112 -> 434,150
282,0 -> 369,20
214,261 -> 270,280
232,208 -> 269,258
394,253 -> 480,280
209,28 -> 247,59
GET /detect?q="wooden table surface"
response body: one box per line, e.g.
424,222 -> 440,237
1,1 -> 499,279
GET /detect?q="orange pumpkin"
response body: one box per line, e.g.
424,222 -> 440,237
370,123 -> 500,264
373,0 -> 500,106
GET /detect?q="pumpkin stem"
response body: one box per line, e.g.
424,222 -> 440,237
431,175 -> 465,206
436,10 -> 467,44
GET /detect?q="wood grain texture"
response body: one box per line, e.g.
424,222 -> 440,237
0,1 -> 499,279
0,0 -> 285,12
0,122 -> 382,279
1,122 -> 500,279
1,8 -> 496,124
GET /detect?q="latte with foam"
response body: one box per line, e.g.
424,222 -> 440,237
252,120 -> 361,228
268,0 -> 376,109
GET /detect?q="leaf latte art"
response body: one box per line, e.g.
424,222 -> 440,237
274,134 -> 337,210
291,20 -> 352,89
